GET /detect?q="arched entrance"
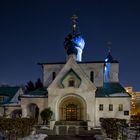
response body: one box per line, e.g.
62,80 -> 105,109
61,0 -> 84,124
59,95 -> 86,121
27,103 -> 39,119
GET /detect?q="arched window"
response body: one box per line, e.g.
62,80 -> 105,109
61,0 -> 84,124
52,72 -> 56,80
90,71 -> 94,82
68,78 -> 75,87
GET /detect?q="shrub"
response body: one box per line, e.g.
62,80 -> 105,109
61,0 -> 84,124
0,117 -> 37,138
40,108 -> 53,124
100,118 -> 127,140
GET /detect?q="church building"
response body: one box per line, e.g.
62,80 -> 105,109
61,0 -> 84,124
2,15 -> 131,127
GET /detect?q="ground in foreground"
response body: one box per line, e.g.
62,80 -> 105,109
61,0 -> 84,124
45,136 -> 96,140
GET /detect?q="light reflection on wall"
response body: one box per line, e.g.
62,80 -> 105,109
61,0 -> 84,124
104,63 -> 111,82
72,35 -> 85,62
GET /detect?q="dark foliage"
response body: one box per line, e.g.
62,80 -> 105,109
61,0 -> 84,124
26,81 -> 35,91
40,108 -> 53,124
0,117 -> 37,139
35,78 -> 43,89
25,78 -> 43,92
131,115 -> 140,125
100,118 -> 127,140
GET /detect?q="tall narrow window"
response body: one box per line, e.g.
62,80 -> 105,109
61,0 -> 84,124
68,78 -> 75,87
52,72 -> 56,80
109,104 -> 113,111
118,104 -> 123,111
90,71 -> 94,82
99,104 -> 103,111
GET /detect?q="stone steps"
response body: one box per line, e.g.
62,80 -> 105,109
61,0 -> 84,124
55,121 -> 87,126
37,125 -> 101,136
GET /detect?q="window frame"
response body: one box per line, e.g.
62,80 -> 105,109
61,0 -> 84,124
99,104 -> 103,111
118,104 -> 123,111
90,71 -> 94,82
68,78 -> 75,87
109,104 -> 113,111
124,111 -> 129,116
52,72 -> 56,80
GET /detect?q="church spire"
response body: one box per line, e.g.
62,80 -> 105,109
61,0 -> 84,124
105,41 -> 113,63
64,15 -> 85,62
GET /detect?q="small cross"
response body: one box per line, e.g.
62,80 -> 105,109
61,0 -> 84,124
107,41 -> 112,52
71,14 -> 78,22
71,14 -> 78,33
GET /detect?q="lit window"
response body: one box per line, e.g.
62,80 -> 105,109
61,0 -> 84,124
99,104 -> 103,111
109,104 -> 113,111
124,111 -> 129,116
52,72 -> 56,80
68,78 -> 75,87
118,104 -> 123,111
90,71 -> 94,82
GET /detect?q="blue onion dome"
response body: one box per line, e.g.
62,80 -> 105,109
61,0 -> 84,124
72,34 -> 85,50
64,33 -> 78,55
64,33 -> 85,55
64,15 -> 85,56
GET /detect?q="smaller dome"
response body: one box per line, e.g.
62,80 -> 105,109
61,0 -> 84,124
105,52 -> 113,63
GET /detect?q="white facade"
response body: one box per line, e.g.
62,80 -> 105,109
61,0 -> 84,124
1,52 -> 130,127
39,56 -> 131,127
95,97 -> 130,126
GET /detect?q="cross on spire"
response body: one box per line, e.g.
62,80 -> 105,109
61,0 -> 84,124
107,41 -> 112,53
71,14 -> 78,34
71,14 -> 78,22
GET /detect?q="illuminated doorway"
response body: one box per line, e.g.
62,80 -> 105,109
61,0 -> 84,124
66,103 -> 77,121
59,95 -> 86,121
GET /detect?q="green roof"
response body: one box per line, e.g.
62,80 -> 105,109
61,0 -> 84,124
96,83 -> 129,97
25,88 -> 48,96
0,87 -> 19,104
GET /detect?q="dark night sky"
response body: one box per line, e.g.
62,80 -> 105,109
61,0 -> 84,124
0,0 -> 140,91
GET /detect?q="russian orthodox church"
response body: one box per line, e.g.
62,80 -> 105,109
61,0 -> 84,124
0,15 -> 131,127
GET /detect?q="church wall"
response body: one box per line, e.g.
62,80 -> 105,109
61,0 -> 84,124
43,63 -> 105,88
48,84 -> 96,126
21,97 -> 48,122
104,63 -> 119,83
79,63 -> 104,87
43,64 -> 64,87
110,63 -> 119,82
95,97 -> 131,126
4,106 -> 21,117
46,58 -> 98,127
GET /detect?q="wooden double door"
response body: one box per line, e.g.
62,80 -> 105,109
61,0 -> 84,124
66,104 -> 77,121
